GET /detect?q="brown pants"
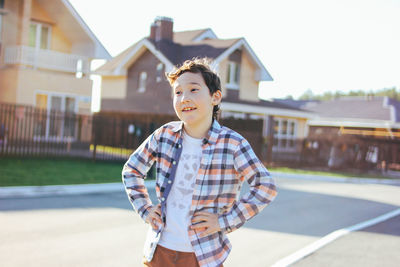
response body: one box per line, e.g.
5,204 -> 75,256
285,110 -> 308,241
143,245 -> 224,267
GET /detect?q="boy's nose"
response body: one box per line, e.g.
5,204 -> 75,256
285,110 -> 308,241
181,93 -> 191,103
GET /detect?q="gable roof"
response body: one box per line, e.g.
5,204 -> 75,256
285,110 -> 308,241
95,27 -> 271,81
273,96 -> 400,129
222,98 -> 314,118
96,40 -> 142,74
38,0 -> 111,59
151,38 -> 241,67
303,96 -> 399,122
173,29 -> 216,44
272,99 -> 320,109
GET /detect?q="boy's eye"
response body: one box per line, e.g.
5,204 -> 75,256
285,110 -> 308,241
175,91 -> 182,95
191,88 -> 198,92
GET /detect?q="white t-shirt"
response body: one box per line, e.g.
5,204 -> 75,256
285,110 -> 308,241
158,129 -> 203,252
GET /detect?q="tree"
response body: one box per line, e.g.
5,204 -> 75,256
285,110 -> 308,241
296,87 -> 399,101
284,95 -> 294,100
299,89 -> 314,100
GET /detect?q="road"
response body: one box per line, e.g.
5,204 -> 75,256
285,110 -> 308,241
1,178 -> 399,267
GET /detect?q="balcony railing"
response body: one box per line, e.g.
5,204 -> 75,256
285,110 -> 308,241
4,45 -> 90,74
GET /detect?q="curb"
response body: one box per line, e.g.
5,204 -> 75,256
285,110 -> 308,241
0,180 -> 156,199
0,172 -> 398,199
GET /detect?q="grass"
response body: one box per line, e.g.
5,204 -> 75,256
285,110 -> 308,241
0,158 -> 395,187
0,157 -> 125,187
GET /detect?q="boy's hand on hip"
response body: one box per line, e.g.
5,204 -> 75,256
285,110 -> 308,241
146,204 -> 162,230
191,211 -> 221,237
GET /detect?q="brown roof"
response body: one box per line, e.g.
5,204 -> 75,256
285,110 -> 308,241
303,96 -> 399,122
276,96 -> 400,122
150,38 -> 240,66
173,29 -> 210,44
95,29 -> 240,73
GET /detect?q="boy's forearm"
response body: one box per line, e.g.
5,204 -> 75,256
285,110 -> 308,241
218,175 -> 277,233
221,138 -> 278,233
122,131 -> 159,222
122,164 -> 154,221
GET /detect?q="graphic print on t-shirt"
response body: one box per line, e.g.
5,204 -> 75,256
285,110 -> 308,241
158,130 -> 203,252
171,154 -> 200,209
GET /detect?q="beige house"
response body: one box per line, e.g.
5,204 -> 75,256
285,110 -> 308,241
97,17 -> 312,154
0,0 -> 110,114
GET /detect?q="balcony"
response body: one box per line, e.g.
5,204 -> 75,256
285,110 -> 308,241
4,45 -> 90,75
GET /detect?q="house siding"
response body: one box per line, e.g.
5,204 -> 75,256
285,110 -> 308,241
239,51 -> 259,102
101,76 -> 127,99
0,0 -> 98,114
101,49 -> 175,115
218,58 -> 228,98
1,0 -> 20,48
0,68 -> 18,103
31,0 -> 72,53
16,68 -> 92,113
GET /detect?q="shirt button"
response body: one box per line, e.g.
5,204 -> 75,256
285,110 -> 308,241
161,197 -> 165,201
168,180 -> 172,184
172,161 -> 177,165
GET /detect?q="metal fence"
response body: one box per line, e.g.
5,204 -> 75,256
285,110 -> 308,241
0,103 -> 269,162
0,102 -> 94,159
4,102 -> 399,172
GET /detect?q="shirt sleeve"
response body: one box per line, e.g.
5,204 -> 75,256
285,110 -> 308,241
218,138 -> 277,233
122,129 -> 159,222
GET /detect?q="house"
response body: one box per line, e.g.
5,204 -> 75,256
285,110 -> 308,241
96,16 -> 313,158
275,96 -> 400,170
0,0 -> 110,115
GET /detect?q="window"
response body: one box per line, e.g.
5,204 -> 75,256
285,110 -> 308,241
156,63 -> 163,82
29,22 -> 51,49
138,72 -> 147,93
36,94 -> 48,109
34,92 -> 78,140
0,0 -> 4,9
226,61 -> 240,89
273,118 -> 298,151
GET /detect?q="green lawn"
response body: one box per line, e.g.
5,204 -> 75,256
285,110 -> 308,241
0,157 -> 126,187
0,158 -> 394,187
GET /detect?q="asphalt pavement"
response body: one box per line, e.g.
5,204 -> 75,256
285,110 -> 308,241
294,215 -> 400,267
0,173 -> 399,266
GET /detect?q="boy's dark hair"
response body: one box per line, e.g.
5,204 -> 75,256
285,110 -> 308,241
166,58 -> 221,120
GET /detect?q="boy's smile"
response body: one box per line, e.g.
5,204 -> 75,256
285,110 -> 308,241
172,72 -> 221,138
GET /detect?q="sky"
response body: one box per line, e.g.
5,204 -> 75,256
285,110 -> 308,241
69,0 -> 400,102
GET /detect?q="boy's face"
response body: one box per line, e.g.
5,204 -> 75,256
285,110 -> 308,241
172,72 -> 221,130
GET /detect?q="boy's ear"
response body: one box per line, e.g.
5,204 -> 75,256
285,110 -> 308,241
212,90 -> 222,105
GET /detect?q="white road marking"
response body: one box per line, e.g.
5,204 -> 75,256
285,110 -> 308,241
271,208 -> 400,267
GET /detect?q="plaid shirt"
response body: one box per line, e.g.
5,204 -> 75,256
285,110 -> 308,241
122,119 -> 277,267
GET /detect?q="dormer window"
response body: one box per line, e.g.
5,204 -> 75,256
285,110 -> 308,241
138,72 -> 147,93
226,61 -> 240,89
156,63 -> 163,82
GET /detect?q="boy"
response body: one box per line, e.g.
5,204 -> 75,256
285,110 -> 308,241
122,58 -> 277,267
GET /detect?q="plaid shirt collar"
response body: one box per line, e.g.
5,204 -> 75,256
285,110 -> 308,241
170,119 -> 222,146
